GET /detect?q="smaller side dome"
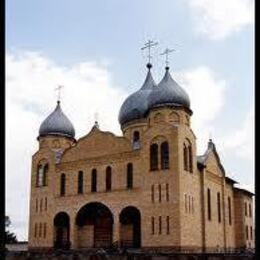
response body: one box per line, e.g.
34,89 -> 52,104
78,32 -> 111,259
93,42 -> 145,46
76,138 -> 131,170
39,101 -> 75,139
148,67 -> 190,110
118,64 -> 157,125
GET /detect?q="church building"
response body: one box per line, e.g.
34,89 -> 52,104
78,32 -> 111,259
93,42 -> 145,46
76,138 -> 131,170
28,58 -> 254,252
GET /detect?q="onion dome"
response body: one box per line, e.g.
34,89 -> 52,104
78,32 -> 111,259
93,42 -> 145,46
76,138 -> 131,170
39,101 -> 75,139
148,66 -> 190,110
118,63 -> 156,125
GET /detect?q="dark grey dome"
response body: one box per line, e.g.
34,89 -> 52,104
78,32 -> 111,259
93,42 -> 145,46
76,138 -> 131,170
148,67 -> 190,110
119,64 -> 156,125
39,101 -> 75,138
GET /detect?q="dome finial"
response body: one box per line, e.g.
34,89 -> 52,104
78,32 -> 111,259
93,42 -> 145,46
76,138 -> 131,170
141,39 -> 158,67
55,85 -> 64,103
160,48 -> 175,69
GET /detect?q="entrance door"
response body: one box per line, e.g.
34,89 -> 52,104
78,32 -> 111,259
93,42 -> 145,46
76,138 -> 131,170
94,216 -> 113,248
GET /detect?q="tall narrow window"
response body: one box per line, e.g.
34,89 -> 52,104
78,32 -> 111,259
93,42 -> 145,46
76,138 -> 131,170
151,185 -> 154,203
217,192 -> 221,223
245,202 -> 248,216
78,171 -> 83,194
250,226 -> 253,240
40,198 -> 43,212
188,196 -> 191,213
158,184 -> 161,202
249,203 -> 252,218
60,174 -> 66,196
43,223 -> 47,238
161,142 -> 169,169
43,164 -> 48,186
207,188 -> 211,221
228,197 -> 232,225
133,131 -> 140,149
159,216 -> 162,234
91,169 -> 97,192
166,216 -> 170,234
36,165 -> 44,187
127,163 -> 133,189
34,223 -> 38,238
106,166 -> 112,191
188,145 -> 193,173
166,183 -> 169,201
183,144 -> 188,171
45,197 -> 47,211
39,223 -> 42,237
246,225 -> 249,240
36,199 -> 38,213
150,144 -> 158,170
185,194 -> 187,213
192,197 -> 194,213
151,217 -> 155,235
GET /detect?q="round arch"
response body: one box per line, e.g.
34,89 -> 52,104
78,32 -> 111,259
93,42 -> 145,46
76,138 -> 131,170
76,202 -> 113,248
53,212 -> 70,249
119,206 -> 141,248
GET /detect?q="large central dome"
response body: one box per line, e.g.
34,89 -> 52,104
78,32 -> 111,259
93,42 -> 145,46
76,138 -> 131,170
118,64 -> 156,125
147,66 -> 190,110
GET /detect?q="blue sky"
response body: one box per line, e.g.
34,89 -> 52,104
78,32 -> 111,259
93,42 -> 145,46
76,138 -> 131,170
6,0 -> 254,240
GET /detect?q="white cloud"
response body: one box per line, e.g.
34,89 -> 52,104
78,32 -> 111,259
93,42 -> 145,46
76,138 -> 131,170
175,66 -> 226,153
185,0 -> 254,40
6,51 -> 127,240
220,106 -> 254,161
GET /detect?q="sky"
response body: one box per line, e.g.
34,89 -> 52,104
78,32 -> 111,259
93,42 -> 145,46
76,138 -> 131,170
6,0 -> 254,241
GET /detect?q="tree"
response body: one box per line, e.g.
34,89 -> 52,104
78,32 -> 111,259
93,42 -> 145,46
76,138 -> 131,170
5,216 -> 18,244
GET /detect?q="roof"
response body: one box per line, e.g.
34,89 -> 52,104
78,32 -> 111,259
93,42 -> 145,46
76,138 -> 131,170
147,67 -> 191,111
234,187 -> 255,197
39,101 -> 75,139
118,64 -> 156,125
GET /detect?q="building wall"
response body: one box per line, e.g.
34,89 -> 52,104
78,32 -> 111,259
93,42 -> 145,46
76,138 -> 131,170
28,107 -> 254,251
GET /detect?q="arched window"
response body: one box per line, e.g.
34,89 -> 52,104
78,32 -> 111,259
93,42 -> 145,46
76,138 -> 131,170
150,144 -> 158,171
127,163 -> 133,189
43,164 -> 48,186
133,131 -> 140,149
188,145 -> 193,173
60,174 -> 66,196
78,171 -> 83,194
36,163 -> 48,187
106,166 -> 112,191
91,169 -> 97,192
183,144 -> 188,171
36,165 -> 43,187
161,142 -> 169,169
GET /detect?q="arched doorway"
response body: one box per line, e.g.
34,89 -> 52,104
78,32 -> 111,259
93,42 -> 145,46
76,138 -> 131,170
76,202 -> 113,248
119,206 -> 141,248
53,212 -> 70,249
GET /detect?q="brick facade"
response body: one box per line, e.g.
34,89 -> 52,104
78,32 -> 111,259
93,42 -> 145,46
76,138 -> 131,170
28,104 -> 254,252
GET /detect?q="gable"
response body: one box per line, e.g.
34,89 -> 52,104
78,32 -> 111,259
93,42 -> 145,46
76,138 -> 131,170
204,149 -> 225,178
61,128 -> 132,163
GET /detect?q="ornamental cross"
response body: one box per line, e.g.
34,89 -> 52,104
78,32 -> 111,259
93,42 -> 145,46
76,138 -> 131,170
55,85 -> 64,102
160,48 -> 175,67
141,40 -> 159,64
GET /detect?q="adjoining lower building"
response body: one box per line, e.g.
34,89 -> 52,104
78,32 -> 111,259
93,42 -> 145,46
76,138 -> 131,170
28,63 -> 254,252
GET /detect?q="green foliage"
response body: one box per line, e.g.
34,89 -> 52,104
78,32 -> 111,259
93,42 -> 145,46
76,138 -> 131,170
5,216 -> 18,244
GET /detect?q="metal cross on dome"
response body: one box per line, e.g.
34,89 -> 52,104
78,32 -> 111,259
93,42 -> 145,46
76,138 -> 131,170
160,48 -> 175,67
55,85 -> 64,102
141,40 -> 159,64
